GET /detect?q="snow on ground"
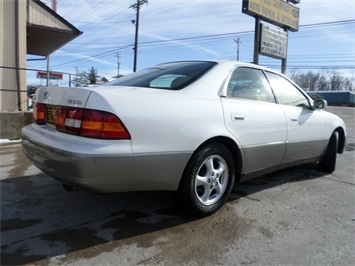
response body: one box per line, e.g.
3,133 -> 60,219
0,139 -> 21,144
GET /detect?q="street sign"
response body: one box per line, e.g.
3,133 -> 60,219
37,71 -> 63,80
242,0 -> 300,32
260,23 -> 288,59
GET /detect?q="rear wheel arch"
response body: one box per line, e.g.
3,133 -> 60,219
176,141 -> 238,216
334,127 -> 346,154
184,137 -> 244,183
319,131 -> 339,173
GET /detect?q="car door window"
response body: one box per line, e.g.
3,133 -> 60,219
265,71 -> 310,108
227,67 -> 275,103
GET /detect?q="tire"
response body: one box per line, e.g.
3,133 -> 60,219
318,131 -> 339,173
177,143 -> 235,217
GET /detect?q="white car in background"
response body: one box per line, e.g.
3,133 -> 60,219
22,61 -> 347,216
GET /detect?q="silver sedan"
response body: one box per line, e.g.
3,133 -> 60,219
22,61 -> 347,216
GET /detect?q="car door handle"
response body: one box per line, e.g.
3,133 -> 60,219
232,113 -> 245,121
290,117 -> 298,122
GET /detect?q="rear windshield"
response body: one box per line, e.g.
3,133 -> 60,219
105,61 -> 217,90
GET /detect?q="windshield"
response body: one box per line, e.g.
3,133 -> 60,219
105,61 -> 217,90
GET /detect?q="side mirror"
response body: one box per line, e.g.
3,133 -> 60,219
313,99 -> 327,109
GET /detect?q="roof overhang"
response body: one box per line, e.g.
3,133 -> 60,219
27,0 -> 82,56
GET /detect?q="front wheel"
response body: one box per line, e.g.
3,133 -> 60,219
177,144 -> 235,217
318,131 -> 339,173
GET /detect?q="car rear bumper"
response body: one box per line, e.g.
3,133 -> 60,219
22,124 -> 191,193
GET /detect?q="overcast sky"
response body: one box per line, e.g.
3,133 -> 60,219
28,0 -> 355,85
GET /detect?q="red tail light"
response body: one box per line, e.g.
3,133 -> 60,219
33,103 -> 46,124
80,110 -> 130,139
56,106 -> 83,135
34,104 -> 130,139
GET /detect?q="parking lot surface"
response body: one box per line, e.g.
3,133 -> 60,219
1,107 -> 354,265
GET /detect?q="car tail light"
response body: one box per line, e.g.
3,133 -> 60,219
33,103 -> 46,125
34,104 -> 130,140
56,106 -> 84,135
80,110 -> 130,139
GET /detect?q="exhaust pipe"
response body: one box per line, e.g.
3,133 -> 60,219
63,183 -> 77,192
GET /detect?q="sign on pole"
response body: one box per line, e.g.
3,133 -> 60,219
260,23 -> 288,60
37,71 -> 63,80
242,0 -> 300,32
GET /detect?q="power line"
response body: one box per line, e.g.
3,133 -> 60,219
50,19 -> 354,68
62,19 -> 353,50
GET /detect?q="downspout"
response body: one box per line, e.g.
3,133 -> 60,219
15,0 -> 22,111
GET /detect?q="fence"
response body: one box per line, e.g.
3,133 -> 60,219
0,66 -> 75,112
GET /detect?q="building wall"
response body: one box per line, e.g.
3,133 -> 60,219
0,0 -> 27,112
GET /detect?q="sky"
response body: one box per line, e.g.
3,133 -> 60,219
27,0 -> 355,86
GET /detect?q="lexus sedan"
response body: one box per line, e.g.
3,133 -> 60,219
22,61 -> 346,216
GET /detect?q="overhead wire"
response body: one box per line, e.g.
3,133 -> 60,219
49,7 -> 354,70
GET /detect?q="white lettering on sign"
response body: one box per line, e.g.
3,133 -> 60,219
260,23 -> 288,59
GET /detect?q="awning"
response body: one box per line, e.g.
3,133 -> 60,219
27,0 -> 82,56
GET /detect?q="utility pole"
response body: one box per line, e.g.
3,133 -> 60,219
46,56 -> 50,86
74,66 -> 79,86
234,38 -> 241,61
130,0 -> 148,72
253,17 -> 261,65
281,28 -> 288,74
115,51 -> 120,77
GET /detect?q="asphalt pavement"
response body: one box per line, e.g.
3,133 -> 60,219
1,107 -> 354,265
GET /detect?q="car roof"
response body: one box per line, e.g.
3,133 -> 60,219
158,60 -> 282,75
215,60 -> 280,72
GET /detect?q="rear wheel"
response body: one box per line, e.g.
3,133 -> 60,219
177,144 -> 235,217
318,131 -> 339,173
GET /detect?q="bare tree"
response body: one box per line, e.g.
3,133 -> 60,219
308,71 -> 320,91
288,68 -> 353,91
343,77 -> 352,91
317,68 -> 329,91
317,76 -> 327,91
329,69 -> 344,91
289,69 -> 300,82
290,71 -> 319,90
343,72 -> 355,92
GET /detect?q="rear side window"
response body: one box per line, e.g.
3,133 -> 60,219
105,61 -> 217,90
265,71 -> 310,108
227,67 -> 275,103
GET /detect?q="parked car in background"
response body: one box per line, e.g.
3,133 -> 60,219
22,61 -> 347,216
26,85 -> 43,109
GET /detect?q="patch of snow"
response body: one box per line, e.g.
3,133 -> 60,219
0,139 -> 21,144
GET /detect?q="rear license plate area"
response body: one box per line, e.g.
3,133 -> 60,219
46,105 -> 56,126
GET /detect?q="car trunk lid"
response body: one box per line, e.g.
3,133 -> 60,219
35,86 -> 92,108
